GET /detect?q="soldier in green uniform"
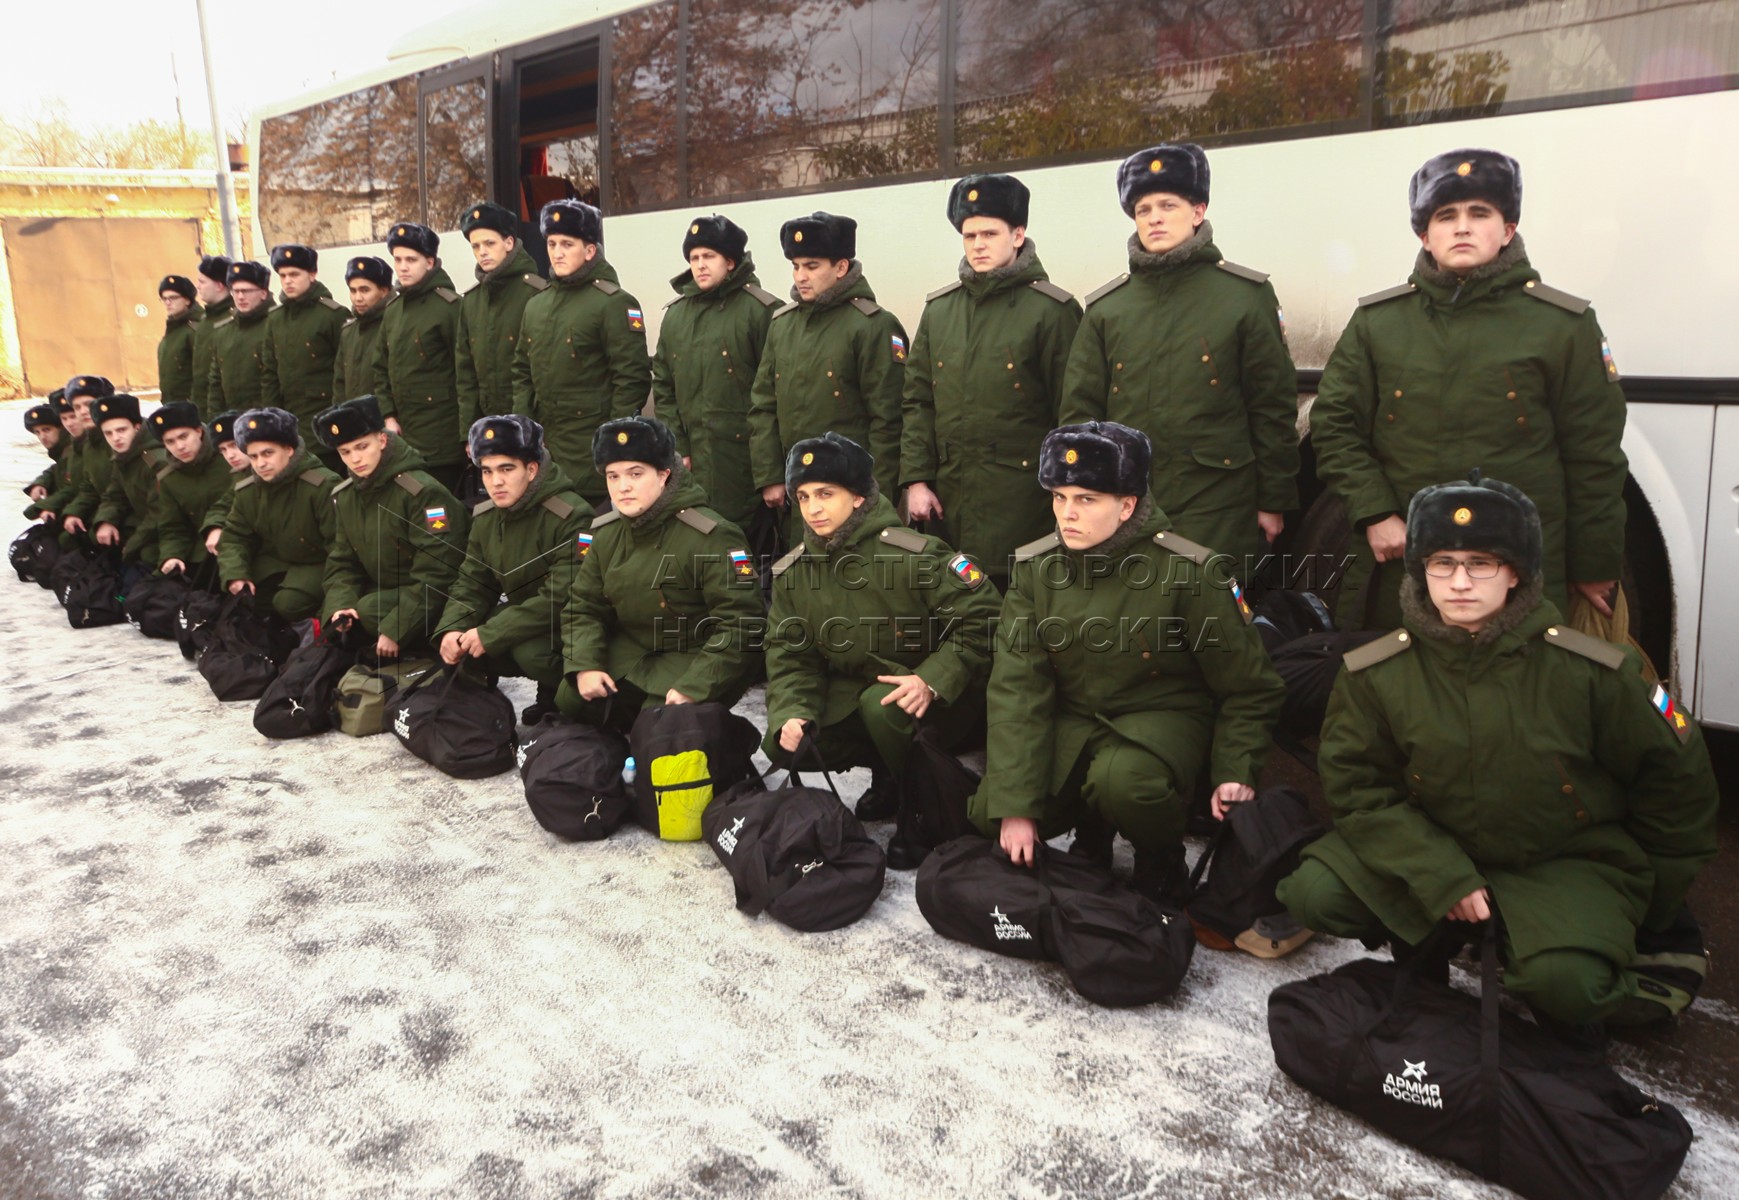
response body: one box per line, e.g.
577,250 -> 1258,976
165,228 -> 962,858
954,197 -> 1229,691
89,393 -> 167,574
155,275 -> 203,405
1060,144 -> 1297,577
45,376 -> 113,541
334,256 -> 392,405
206,261 -> 277,415
435,414 -> 593,723
317,395 -> 468,657
972,421 -> 1285,901
372,221 -> 465,493
259,243 -> 347,453
651,213 -> 781,526
147,401 -> 234,582
21,398 -> 66,520
1311,149 -> 1628,630
749,212 -> 908,542
766,433 -> 1000,867
512,200 -> 652,502
456,201 -> 546,435
902,175 -> 1081,587
218,407 -> 340,624
202,409 -> 253,530
190,256 -> 233,420
1278,474 -> 1718,1029
554,415 -> 760,730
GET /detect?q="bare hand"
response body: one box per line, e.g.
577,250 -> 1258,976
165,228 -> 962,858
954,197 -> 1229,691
204,527 -> 223,554
36,510 -> 56,522
682,455 -> 693,470
161,558 -> 186,575
904,482 -> 943,522
1000,817 -> 1039,867
577,669 -> 617,701
384,416 -> 403,434
438,631 -> 466,665
665,688 -> 694,705
1210,781 -> 1257,821
778,717 -> 809,753
27,485 -> 47,501
457,628 -> 486,658
62,516 -> 86,535
1574,580 -> 1617,619
94,522 -> 120,546
375,633 -> 400,659
1257,510 -> 1284,543
1446,887 -> 1491,923
331,608 -> 359,627
1365,514 -> 1406,563
228,579 -> 254,595
876,674 -> 936,719
761,483 -> 787,508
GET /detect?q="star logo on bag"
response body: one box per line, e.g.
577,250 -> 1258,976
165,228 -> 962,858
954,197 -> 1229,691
1402,1060 -> 1427,1081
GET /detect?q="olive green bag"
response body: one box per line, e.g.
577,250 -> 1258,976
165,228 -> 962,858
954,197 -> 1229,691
333,658 -> 439,737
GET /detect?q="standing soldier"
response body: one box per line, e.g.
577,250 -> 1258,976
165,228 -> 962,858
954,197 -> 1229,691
148,401 -> 234,581
190,255 -> 233,419
206,261 -> 277,415
749,212 -> 907,541
372,222 -> 465,493
456,201 -> 546,434
972,421 -> 1284,901
651,213 -> 781,526
1060,144 -> 1297,578
219,407 -> 340,626
259,243 -> 347,451
156,275 -> 203,405
902,175 -> 1081,586
334,255 -> 393,404
1310,149 -> 1628,630
512,199 -> 651,503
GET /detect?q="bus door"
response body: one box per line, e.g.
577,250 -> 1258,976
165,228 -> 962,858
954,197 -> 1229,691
502,34 -> 603,274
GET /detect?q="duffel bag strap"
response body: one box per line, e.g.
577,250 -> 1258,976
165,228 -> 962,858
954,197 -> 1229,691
783,732 -> 842,800
1184,820 -> 1233,902
1478,922 -> 1501,1181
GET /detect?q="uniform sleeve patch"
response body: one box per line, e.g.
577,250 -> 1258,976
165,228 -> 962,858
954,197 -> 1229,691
425,506 -> 449,531
891,334 -> 907,362
949,553 -> 985,589
1601,338 -> 1621,381
575,530 -> 594,559
1652,684 -> 1692,744
627,307 -> 645,331
728,548 -> 754,578
1229,578 -> 1253,623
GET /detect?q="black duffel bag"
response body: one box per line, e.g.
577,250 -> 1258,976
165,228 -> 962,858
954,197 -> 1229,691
1269,925 -> 1693,1200
123,570 -> 192,640
50,544 -> 96,607
10,524 -> 61,586
392,665 -> 517,778
62,551 -> 127,629
196,594 -> 297,701
702,745 -> 886,932
176,588 -> 225,660
1186,786 -> 1324,958
628,700 -> 761,841
895,725 -> 979,858
252,625 -> 360,739
1269,630 -> 1384,758
517,714 -> 632,840
1049,885 -> 1197,1007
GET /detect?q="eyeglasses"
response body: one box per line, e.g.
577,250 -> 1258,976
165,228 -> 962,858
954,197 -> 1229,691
1424,555 -> 1504,579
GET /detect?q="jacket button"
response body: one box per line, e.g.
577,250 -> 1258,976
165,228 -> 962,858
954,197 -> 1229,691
936,361 -> 943,367
1115,363 -> 1122,370
1200,355 -> 1209,363
833,391 -> 841,398
1506,391 -> 1517,400
721,350 -> 729,357
1209,379 -> 1218,386
826,370 -> 833,377
1516,417 -> 1527,426
1141,651 -> 1151,659
1223,457 -> 1232,466
1006,362 -> 1014,370
1394,389 -> 1403,398
1561,784 -> 1574,794
1575,811 -> 1588,821
1111,386 -> 1119,394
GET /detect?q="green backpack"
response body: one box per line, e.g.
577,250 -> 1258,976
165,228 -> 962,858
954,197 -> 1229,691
333,658 -> 439,737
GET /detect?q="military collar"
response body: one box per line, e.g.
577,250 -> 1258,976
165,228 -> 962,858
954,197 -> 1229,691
958,238 -> 1045,298
1127,221 -> 1220,278
235,295 -> 276,324
1409,235 -> 1533,306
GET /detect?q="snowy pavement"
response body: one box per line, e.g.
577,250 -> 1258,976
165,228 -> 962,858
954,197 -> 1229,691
3,399 -> 1736,1199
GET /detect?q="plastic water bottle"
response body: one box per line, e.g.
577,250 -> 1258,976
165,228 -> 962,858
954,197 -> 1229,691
622,756 -> 637,786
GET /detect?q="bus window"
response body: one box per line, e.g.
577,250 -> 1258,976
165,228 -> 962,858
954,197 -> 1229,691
258,79 -> 419,249
423,75 -> 491,230
514,40 -> 602,224
610,2 -> 681,213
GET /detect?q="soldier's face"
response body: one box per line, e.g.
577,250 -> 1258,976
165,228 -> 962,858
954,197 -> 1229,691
479,454 -> 537,508
1425,551 -> 1518,632
337,431 -> 390,478
161,291 -> 192,317
247,441 -> 295,481
60,408 -> 83,437
219,441 -> 251,471
546,234 -> 597,279
688,247 -> 733,291
790,257 -> 849,300
1420,201 -> 1515,274
162,426 -> 204,463
469,229 -> 514,272
231,281 -> 268,314
101,419 -> 139,455
72,398 -> 95,432
348,279 -> 389,315
194,274 -> 227,305
1132,192 -> 1205,254
277,267 -> 314,299
795,482 -> 864,538
1052,486 -> 1137,551
392,248 -> 435,288
604,461 -> 670,518
961,217 -> 1024,274
32,424 -> 62,450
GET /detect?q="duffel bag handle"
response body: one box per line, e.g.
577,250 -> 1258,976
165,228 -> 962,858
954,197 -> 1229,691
783,731 -> 842,800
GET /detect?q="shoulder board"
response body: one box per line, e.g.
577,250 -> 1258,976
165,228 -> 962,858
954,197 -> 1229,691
849,296 -> 881,317
1014,532 -> 1061,561
770,545 -> 805,579
342,317 -> 357,329
233,474 -> 257,491
393,473 -> 425,497
772,301 -> 800,319
434,287 -> 460,304
743,283 -> 781,308
1343,629 -> 1414,672
330,477 -> 355,496
298,469 -> 328,486
155,461 -> 179,481
211,315 -> 236,329
1216,260 -> 1270,285
1522,280 -> 1591,315
319,296 -> 344,311
522,274 -> 549,291
591,279 -> 621,296
1152,529 -> 1217,566
1543,624 -> 1625,669
926,280 -> 964,303
663,293 -> 687,310
145,448 -> 169,467
540,495 -> 575,520
1358,282 -> 1416,307
1084,274 -> 1130,306
591,509 -> 623,529
878,526 -> 928,552
1029,279 -> 1074,303
471,498 -> 497,517
675,508 -> 717,535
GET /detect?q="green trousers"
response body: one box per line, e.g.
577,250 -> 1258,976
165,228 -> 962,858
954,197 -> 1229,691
256,564 -> 324,622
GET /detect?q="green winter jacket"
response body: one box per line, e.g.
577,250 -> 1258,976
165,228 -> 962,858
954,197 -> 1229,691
206,295 -> 278,415
157,302 -> 203,405
66,432 -> 121,525
190,295 -> 233,419
154,435 -> 236,567
259,280 -> 348,445
333,304 -> 386,404
93,437 -> 169,563
372,268 -> 463,469
217,447 -> 339,584
23,435 -> 70,519
457,245 -> 547,434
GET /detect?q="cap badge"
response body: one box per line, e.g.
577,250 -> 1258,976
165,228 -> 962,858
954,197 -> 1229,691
1064,448 -> 1079,464
617,431 -> 629,445
793,230 -> 803,242
484,429 -> 495,439
1150,159 -> 1163,173
248,419 -> 258,429
472,209 -> 480,219
1453,506 -> 1473,525
967,189 -> 978,201
1456,161 -> 1473,176
802,452 -> 814,465
690,223 -> 700,234
331,423 -> 340,434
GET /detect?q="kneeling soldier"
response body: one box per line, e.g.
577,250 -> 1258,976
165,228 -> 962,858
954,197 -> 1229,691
90,393 -> 167,574
972,421 -> 1284,900
1278,474 -> 1718,1029
766,432 -> 1000,866
556,415 -> 761,730
317,396 -> 468,657
435,415 -> 593,724
22,396 -> 67,520
219,407 -> 341,624
149,401 -> 235,581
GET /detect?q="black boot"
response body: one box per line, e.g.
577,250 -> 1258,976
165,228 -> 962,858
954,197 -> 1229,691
521,680 -> 558,726
1131,845 -> 1189,907
854,765 -> 900,822
1067,809 -> 1115,867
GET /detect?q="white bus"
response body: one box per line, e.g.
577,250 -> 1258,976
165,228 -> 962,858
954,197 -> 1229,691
249,0 -> 1739,725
